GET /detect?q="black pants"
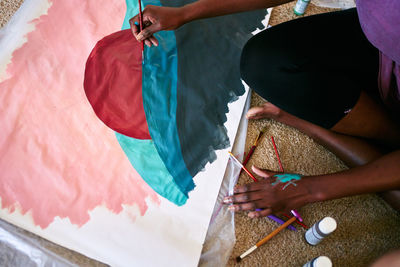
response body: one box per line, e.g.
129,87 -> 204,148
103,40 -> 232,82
240,8 -> 379,129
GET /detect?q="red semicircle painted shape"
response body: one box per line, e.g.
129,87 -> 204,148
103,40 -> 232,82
84,29 -> 150,139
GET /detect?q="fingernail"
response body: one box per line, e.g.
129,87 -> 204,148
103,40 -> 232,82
248,212 -> 255,218
136,34 -> 143,41
247,112 -> 256,118
223,197 -> 232,204
228,205 -> 236,211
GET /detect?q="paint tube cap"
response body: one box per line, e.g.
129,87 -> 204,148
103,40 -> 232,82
319,217 -> 337,235
314,256 -> 332,267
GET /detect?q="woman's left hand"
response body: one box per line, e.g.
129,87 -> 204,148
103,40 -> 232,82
223,166 -> 311,218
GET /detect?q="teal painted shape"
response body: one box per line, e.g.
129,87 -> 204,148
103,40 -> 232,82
141,26 -> 195,195
113,0 -> 190,205
127,0 -> 195,195
272,174 -> 303,185
116,133 -> 188,206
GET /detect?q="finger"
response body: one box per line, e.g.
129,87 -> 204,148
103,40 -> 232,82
129,15 -> 139,27
133,24 -> 140,34
246,106 -> 265,120
144,39 -> 152,47
132,25 -> 141,40
233,182 -> 265,194
143,20 -> 152,28
136,24 -> 160,41
129,16 -> 139,35
148,36 -> 159,46
248,208 -> 272,218
228,202 -> 258,212
229,191 -> 265,204
252,166 -> 276,178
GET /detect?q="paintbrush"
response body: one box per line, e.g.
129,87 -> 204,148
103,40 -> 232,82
228,151 -> 258,182
138,0 -> 144,62
271,135 -> 284,172
270,136 -> 303,223
236,216 -> 298,262
240,129 -> 264,175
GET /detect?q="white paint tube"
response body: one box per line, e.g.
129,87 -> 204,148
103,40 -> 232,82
303,256 -> 333,267
305,217 -> 337,245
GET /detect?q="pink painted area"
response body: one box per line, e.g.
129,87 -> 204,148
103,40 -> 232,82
0,0 -> 159,228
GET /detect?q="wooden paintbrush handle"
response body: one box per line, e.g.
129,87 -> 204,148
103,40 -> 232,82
242,146 -> 256,166
256,216 -> 297,247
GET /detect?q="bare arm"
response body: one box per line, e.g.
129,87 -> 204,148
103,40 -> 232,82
224,151 -> 400,217
308,150 -> 400,201
179,0 -> 291,23
129,0 -> 292,46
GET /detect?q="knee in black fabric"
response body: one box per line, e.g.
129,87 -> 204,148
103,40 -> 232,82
239,23 -> 364,129
240,29 -> 292,95
240,29 -> 310,122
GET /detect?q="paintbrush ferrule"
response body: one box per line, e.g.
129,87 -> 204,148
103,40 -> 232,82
253,130 -> 264,146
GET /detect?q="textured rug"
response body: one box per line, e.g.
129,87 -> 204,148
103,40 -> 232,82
228,2 -> 400,267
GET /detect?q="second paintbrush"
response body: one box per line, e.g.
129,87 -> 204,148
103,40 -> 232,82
240,129 -> 264,175
236,216 -> 298,262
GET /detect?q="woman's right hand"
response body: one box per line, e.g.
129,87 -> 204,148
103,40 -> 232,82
129,5 -> 186,47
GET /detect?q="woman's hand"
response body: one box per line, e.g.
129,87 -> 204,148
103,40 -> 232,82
223,166 -> 312,218
128,0 -> 293,47
129,5 -> 186,47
